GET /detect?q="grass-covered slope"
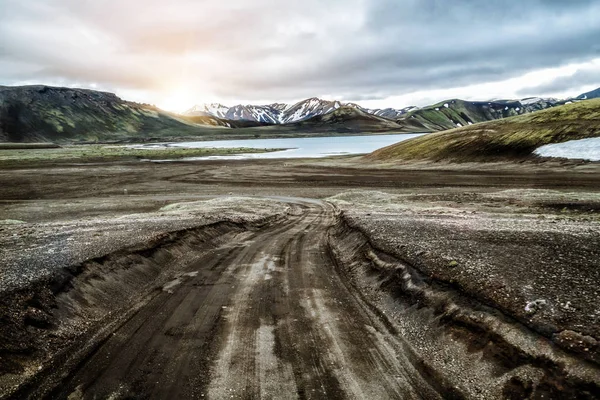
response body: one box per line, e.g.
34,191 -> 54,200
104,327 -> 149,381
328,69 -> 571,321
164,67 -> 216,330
288,106 -> 403,133
0,145 -> 278,168
395,98 -> 562,133
0,85 -> 229,143
368,98 -> 600,162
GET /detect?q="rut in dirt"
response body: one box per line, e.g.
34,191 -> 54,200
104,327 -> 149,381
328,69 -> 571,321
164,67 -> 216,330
35,200 -> 444,400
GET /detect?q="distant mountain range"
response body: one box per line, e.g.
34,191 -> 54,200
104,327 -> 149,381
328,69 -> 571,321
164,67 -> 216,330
184,94 -> 591,133
1,84 -> 598,143
184,98 -> 417,124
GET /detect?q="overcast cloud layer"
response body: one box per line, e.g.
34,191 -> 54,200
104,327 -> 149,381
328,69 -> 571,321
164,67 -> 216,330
1,0 -> 599,110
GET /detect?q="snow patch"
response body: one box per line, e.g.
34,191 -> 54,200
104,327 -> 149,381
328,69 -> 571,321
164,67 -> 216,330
535,137 -> 600,161
520,97 -> 542,105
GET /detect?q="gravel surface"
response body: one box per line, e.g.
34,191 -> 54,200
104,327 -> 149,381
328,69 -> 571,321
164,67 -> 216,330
0,196 -> 291,294
328,189 -> 600,362
1,158 -> 599,399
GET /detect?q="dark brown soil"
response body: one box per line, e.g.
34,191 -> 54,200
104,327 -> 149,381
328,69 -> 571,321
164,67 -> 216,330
0,157 -> 599,399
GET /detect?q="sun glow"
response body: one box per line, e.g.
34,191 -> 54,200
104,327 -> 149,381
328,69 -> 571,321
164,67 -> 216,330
157,89 -> 198,113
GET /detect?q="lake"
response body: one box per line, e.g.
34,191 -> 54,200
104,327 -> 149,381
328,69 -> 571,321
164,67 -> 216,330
143,133 -> 425,160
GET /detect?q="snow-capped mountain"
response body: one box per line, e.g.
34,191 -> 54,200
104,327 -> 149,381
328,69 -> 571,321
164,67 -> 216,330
183,90 -> 593,126
225,104 -> 281,124
185,103 -> 287,123
184,103 -> 230,119
366,106 -> 419,119
344,103 -> 419,119
184,98 -> 418,124
280,98 -> 343,123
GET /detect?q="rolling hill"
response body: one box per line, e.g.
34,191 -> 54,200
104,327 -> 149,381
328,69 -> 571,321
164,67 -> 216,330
0,85 -> 229,143
2,84 -> 599,144
394,98 -> 566,132
578,87 -> 600,100
367,98 -> 600,162
287,106 -> 403,133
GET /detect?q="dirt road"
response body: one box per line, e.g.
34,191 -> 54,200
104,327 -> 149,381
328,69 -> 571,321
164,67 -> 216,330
34,199 -> 439,400
2,159 -> 599,399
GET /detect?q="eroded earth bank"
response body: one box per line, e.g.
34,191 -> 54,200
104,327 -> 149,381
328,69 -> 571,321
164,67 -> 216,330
0,158 -> 599,399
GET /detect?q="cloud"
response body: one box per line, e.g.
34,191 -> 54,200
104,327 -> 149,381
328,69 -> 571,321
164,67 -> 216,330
516,63 -> 600,97
1,0 -> 600,109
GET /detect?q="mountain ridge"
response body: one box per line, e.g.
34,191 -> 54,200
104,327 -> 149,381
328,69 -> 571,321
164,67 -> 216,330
184,90 -> 594,126
2,84 -> 599,143
395,97 -> 569,132
368,98 -> 600,162
0,85 -> 228,143
184,97 -> 419,123
577,87 -> 600,100
184,98 -> 343,124
283,106 -> 404,133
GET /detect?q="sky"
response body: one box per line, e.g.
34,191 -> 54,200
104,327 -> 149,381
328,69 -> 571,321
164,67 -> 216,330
1,0 -> 599,112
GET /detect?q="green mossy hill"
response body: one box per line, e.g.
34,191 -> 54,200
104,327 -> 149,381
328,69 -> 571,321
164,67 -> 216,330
395,98 -> 564,133
0,85 -> 229,143
368,98 -> 600,162
180,115 -> 272,129
290,106 -> 403,133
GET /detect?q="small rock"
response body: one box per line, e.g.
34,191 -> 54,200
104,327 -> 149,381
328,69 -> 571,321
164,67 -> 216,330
524,299 -> 547,314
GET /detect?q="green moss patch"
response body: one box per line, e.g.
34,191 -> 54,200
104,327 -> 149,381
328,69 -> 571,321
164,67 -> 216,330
368,99 -> 600,162
0,145 -> 284,168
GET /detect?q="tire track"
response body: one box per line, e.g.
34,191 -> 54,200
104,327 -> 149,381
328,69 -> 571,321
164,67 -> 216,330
45,206 -> 313,399
206,201 -> 443,399
39,199 -> 446,399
